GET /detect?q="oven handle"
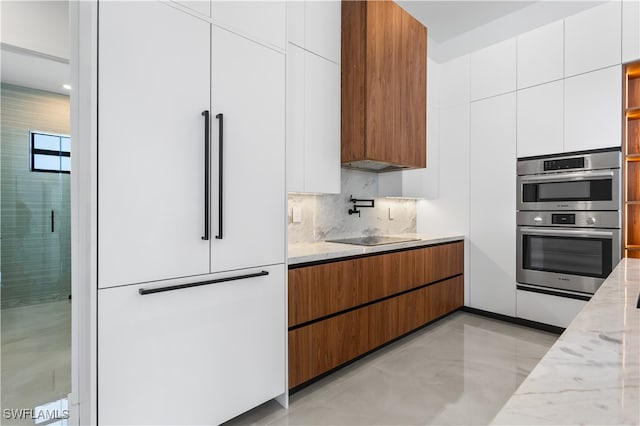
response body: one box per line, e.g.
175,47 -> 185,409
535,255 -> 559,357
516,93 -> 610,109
519,170 -> 614,183
519,226 -> 616,238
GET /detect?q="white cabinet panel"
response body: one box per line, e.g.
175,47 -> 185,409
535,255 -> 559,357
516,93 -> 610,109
564,66 -> 622,152
286,44 -> 340,194
287,0 -> 305,48
470,93 -> 517,316
517,80 -> 564,158
286,44 -> 305,193
98,1 -> 210,288
516,290 -> 586,328
304,52 -> 340,193
211,1 -> 286,50
98,265 -> 285,425
564,1 -> 621,77
304,0 -> 341,63
470,38 -> 516,101
623,0 -> 640,64
517,21 -> 564,89
172,0 -> 210,17
211,27 -> 286,271
440,55 -> 469,108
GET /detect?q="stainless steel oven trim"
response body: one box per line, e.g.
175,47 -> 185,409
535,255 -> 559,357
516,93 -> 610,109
516,211 -> 621,228
516,168 -> 620,211
517,149 -> 621,175
516,227 -> 621,295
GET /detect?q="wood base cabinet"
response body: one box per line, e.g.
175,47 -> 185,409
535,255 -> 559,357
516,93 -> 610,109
288,242 -> 464,389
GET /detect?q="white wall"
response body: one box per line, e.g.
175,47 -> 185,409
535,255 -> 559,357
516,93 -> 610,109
1,1 -> 69,59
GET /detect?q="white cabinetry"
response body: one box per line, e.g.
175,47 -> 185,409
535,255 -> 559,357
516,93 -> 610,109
470,38 -> 516,101
98,1 -> 211,288
516,289 -> 586,328
623,0 -> 640,64
210,26 -> 285,271
97,2 -> 286,424
469,93 -> 517,316
517,80 -> 564,158
173,0 -> 210,17
564,1 -> 621,77
285,1 -> 341,194
211,1 -> 286,50
517,21 -> 563,89
98,265 -> 285,426
564,65 -> 622,152
286,0 -> 341,63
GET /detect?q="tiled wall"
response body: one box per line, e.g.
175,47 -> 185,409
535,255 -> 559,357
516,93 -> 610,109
1,84 -> 71,308
288,169 -> 417,244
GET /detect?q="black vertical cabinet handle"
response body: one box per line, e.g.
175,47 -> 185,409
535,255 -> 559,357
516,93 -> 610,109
215,113 -> 224,240
202,110 -> 210,241
51,210 -> 54,233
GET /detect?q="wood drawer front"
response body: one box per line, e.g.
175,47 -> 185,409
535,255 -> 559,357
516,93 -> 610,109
289,275 -> 464,388
288,241 -> 464,327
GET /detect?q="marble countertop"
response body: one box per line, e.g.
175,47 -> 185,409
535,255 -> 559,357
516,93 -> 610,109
288,234 -> 464,266
491,258 -> 640,425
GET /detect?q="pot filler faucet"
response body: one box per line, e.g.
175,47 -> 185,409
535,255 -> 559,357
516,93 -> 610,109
348,195 -> 375,217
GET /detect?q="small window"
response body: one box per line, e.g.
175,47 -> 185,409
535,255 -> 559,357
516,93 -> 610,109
30,131 -> 71,173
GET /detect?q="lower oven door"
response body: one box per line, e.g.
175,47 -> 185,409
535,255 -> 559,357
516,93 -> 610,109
516,227 -> 621,294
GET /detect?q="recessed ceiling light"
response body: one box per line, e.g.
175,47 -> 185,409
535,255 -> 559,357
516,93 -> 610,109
63,84 -> 71,90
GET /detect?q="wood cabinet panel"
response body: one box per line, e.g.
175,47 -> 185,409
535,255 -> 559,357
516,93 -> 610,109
288,276 -> 464,388
289,307 -> 369,388
628,120 -> 640,156
341,0 -> 426,169
289,242 -> 463,327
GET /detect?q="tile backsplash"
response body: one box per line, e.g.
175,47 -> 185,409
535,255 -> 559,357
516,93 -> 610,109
288,169 -> 417,244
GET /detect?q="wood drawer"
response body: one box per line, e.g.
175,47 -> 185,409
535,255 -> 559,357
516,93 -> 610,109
288,241 -> 463,327
288,275 -> 464,388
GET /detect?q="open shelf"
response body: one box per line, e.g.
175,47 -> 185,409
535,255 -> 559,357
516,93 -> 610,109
626,204 -> 640,246
627,107 -> 640,120
624,61 -> 640,258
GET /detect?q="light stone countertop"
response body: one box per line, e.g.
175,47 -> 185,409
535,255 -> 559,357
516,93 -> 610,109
288,234 -> 464,266
491,258 -> 640,425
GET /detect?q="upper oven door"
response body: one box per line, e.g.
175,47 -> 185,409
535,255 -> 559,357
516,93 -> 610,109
516,226 -> 621,294
517,169 -> 620,211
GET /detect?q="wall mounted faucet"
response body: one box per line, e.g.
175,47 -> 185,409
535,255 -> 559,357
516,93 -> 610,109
348,195 -> 375,217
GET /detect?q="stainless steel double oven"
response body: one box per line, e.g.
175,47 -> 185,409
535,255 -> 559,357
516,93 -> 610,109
516,149 -> 621,298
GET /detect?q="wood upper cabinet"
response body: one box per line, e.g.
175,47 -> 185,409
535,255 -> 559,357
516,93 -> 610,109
341,0 -> 427,172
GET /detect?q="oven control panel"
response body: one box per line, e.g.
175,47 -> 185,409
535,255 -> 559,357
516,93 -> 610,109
517,211 -> 620,228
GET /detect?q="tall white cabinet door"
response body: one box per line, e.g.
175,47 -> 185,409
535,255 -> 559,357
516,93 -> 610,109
469,93 -> 517,316
623,0 -> 640,63
305,0 -> 341,63
564,66 -> 622,152
172,0 -> 211,17
211,27 -> 286,272
211,1 -> 286,51
517,80 -> 564,158
98,265 -> 286,425
98,1 -> 210,288
517,20 -> 563,89
304,52 -> 340,194
564,1 -> 621,77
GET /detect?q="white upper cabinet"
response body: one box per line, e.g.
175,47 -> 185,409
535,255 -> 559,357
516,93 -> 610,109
564,1 -> 621,77
211,1 -> 286,50
623,0 -> 640,64
304,51 -> 340,193
517,21 -> 564,89
304,0 -> 341,63
286,0 -> 341,63
172,1 -> 211,17
470,38 -> 516,101
517,80 -> 564,158
286,44 -> 340,194
98,1 -> 211,288
564,65 -> 622,152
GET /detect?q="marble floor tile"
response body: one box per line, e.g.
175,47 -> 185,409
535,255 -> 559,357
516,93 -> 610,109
1,300 -> 71,426
225,312 -> 558,426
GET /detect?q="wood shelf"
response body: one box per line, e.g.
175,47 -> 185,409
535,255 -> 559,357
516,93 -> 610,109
624,61 -> 640,260
627,106 -> 640,119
